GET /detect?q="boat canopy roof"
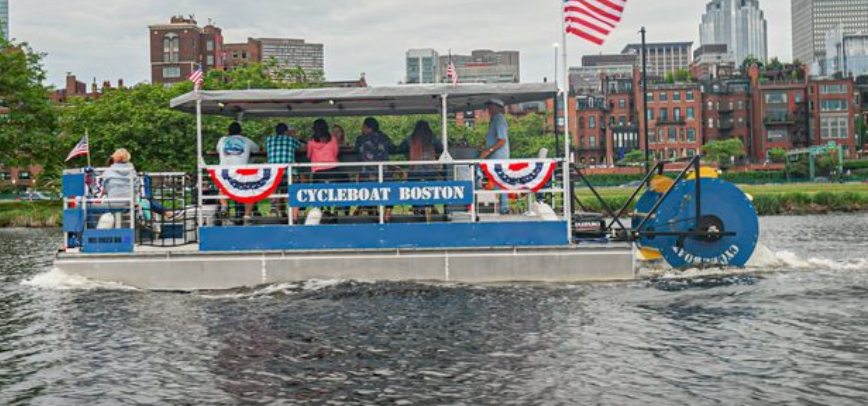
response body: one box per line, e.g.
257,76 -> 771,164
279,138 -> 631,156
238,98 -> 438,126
169,83 -> 558,118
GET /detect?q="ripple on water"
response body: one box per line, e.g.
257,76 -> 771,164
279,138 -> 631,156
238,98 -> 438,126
1,217 -> 868,405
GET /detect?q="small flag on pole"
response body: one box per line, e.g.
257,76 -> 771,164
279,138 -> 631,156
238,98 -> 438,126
447,61 -> 459,85
189,67 -> 204,91
65,134 -> 90,162
564,0 -> 628,45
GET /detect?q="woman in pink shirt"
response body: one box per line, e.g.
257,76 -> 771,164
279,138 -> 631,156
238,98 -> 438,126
307,119 -> 344,183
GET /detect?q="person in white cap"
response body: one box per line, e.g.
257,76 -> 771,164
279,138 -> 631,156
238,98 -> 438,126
480,98 -> 511,214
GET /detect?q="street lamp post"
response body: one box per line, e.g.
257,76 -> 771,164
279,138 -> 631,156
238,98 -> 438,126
554,42 -> 561,158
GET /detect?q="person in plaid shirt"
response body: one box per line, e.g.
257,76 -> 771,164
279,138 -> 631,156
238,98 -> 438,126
265,123 -> 303,219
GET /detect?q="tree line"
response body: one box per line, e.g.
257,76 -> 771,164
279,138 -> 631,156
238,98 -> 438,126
0,37 -> 557,189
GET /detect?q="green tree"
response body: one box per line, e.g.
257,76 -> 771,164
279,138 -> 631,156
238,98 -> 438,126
703,138 -> 745,169
617,149 -> 647,166
740,56 -> 762,73
767,147 -> 787,162
766,57 -> 784,71
0,36 -> 58,168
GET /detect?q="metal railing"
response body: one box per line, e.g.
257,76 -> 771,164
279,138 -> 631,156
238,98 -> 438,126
63,169 -> 199,249
199,158 -> 568,227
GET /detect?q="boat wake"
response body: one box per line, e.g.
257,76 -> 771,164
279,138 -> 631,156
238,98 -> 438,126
199,279 -> 355,299
22,268 -> 139,291
639,242 -> 868,281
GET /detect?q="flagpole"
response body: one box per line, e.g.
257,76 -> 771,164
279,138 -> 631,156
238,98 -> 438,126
560,0 -> 573,242
86,129 -> 92,168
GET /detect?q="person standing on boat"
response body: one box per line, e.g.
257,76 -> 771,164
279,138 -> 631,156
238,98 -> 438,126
101,148 -> 137,228
355,117 -> 396,221
266,123 -> 303,220
216,122 -> 260,224
479,98 -> 511,214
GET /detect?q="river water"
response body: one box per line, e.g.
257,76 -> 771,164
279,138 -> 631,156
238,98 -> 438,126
1,214 -> 868,405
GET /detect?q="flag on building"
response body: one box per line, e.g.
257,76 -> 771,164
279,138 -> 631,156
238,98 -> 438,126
447,61 -> 458,85
564,0 -> 628,46
65,134 -> 90,162
189,67 -> 204,91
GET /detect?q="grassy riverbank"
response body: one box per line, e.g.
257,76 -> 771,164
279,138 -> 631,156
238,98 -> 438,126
576,183 -> 868,216
1,183 -> 866,228
0,201 -> 63,228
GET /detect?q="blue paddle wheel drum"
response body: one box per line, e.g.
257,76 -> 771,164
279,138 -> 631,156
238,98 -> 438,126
632,178 -> 759,268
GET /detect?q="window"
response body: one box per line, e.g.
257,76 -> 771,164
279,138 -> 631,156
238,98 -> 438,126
658,128 -> 665,143
619,99 -> 626,109
687,107 -> 695,120
589,116 -> 596,129
765,92 -> 788,104
647,109 -> 654,121
738,117 -> 745,127
767,129 -> 787,142
821,116 -> 850,139
708,118 -> 715,128
233,51 -> 239,59
728,102 -> 734,111
687,128 -> 696,142
579,117 -> 585,129
686,91 -> 694,101
18,171 -> 31,180
821,84 -> 846,94
668,128 -> 677,142
207,55 -> 214,66
794,92 -> 802,103
738,100 -> 744,110
659,108 -> 668,121
619,116 -> 626,125
687,149 -> 696,157
207,40 -> 214,52
646,93 -> 654,102
0,172 -> 11,181
674,107 -> 682,121
242,51 -> 248,60
707,101 -> 714,111
163,34 -> 180,63
162,67 -> 181,78
590,136 -> 597,147
673,92 -> 681,102
821,99 -> 847,111
659,92 -> 668,102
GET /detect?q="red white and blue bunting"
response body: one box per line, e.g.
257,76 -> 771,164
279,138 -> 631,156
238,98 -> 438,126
208,165 -> 287,204
479,161 -> 557,193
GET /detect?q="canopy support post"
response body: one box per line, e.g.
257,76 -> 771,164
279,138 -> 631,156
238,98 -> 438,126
196,94 -> 204,230
440,94 -> 453,161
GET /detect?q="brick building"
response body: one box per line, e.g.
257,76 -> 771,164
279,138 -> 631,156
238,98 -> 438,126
808,78 -> 859,154
149,16 -> 224,86
747,64 -> 811,158
643,83 -> 704,161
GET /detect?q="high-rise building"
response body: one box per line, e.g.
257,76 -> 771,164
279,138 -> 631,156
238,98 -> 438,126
621,42 -> 693,78
405,49 -> 440,84
224,38 -> 324,75
699,0 -> 768,64
823,27 -> 868,76
148,16 -> 224,86
792,0 -> 868,65
438,50 -> 520,84
0,0 -> 9,40
582,53 -> 638,68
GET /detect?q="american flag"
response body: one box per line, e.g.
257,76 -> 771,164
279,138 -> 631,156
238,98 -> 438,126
189,67 -> 204,90
65,134 -> 89,162
447,61 -> 458,85
564,0 -> 628,46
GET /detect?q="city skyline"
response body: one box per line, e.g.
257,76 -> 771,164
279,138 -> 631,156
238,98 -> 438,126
10,0 -> 792,88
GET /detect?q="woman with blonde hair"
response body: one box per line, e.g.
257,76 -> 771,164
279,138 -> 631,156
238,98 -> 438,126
100,149 -> 137,228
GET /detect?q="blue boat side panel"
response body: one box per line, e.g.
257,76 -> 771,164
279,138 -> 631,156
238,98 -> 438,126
82,229 -> 135,253
63,209 -> 85,233
62,174 -> 86,198
200,222 -> 570,252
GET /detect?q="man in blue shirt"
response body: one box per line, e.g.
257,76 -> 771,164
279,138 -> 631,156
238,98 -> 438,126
480,99 -> 511,214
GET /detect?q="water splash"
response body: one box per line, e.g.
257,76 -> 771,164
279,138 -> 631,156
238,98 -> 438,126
21,268 -> 138,291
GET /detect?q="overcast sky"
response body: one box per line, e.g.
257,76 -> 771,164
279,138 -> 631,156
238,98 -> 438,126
9,0 -> 792,88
